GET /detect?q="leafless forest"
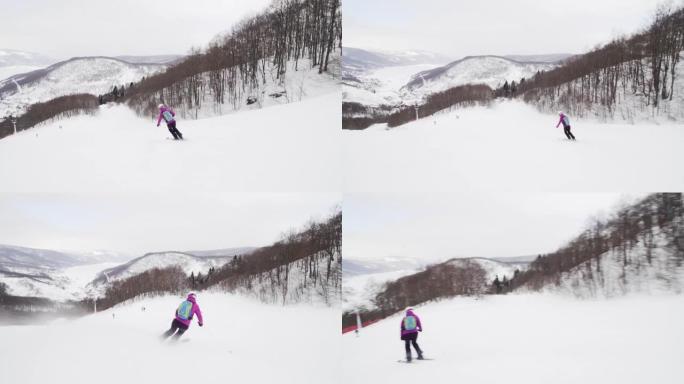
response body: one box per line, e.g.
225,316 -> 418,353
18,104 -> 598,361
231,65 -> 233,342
92,211 -> 341,311
0,94 -> 98,139
511,6 -> 684,118
123,0 -> 341,118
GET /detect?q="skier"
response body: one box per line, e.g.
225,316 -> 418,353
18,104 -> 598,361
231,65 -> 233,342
162,293 -> 203,340
400,307 -> 423,362
156,103 -> 183,140
556,111 -> 576,140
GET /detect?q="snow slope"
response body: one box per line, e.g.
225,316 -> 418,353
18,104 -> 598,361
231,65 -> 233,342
0,293 -> 340,384
0,91 -> 341,194
0,57 -> 164,118
342,99 -> 684,192
343,294 -> 684,384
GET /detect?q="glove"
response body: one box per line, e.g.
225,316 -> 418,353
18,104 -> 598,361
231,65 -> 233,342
199,323 -> 203,327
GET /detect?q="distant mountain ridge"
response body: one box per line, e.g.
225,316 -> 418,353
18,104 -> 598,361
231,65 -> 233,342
0,56 -> 166,118
0,49 -> 55,67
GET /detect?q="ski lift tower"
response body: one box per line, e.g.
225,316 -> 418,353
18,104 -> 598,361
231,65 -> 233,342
10,115 -> 17,135
414,74 -> 427,121
355,310 -> 362,337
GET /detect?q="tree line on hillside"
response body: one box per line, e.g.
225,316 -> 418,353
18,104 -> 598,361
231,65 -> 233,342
386,84 -> 493,128
204,211 -> 342,304
342,259 -> 488,330
0,94 -> 98,139
341,102 -> 397,130
509,193 -> 684,292
512,5 -> 684,117
90,211 -> 341,310
123,0 -> 341,117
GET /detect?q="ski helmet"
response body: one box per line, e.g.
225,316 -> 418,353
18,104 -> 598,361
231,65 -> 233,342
158,103 -> 165,109
558,111 -> 564,116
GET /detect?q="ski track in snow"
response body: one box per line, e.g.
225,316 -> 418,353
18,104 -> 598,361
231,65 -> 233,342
0,91 -> 342,194
0,293 -> 341,384
343,294 -> 684,384
343,100 -> 684,192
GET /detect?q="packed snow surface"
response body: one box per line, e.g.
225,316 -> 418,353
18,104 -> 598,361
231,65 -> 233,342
0,91 -> 341,194
343,99 -> 684,192
0,293 -> 340,384
343,294 -> 684,384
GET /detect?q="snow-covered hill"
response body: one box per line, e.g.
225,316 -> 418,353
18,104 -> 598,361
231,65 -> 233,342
445,257 -> 527,282
0,293 -> 340,384
93,252 -> 234,285
401,55 -> 556,101
343,47 -> 451,75
0,56 -> 165,118
343,294 -> 684,384
0,244 -> 127,300
185,247 -> 256,258
343,256 -> 529,312
343,257 -> 424,312
0,49 -> 53,67
343,99 -> 684,192
503,53 -> 574,63
115,54 -> 184,65
343,47 -> 450,109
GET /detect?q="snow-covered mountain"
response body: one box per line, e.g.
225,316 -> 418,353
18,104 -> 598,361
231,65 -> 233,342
0,56 -> 166,118
0,49 -> 56,81
114,54 -> 184,65
503,53 -> 574,64
444,257 -> 528,282
343,256 -> 425,277
0,49 -> 54,67
185,247 -> 256,258
343,47 -> 451,76
0,244 -> 127,300
0,244 -> 89,270
92,251 -> 234,285
401,55 -> 556,101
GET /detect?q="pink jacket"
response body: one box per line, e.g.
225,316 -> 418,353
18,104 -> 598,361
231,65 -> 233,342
175,293 -> 203,327
157,106 -> 176,126
400,309 -> 422,336
556,113 -> 570,128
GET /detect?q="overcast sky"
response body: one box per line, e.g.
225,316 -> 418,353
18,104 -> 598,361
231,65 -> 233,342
0,192 -> 339,256
344,0 -> 671,58
0,0 -> 270,60
344,192 -> 645,263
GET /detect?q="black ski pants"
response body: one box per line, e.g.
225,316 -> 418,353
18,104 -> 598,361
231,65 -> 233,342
563,125 -> 575,140
403,332 -> 422,356
167,121 -> 183,140
163,318 -> 189,339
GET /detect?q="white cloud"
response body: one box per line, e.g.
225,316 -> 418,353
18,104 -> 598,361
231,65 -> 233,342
0,0 -> 271,59
0,192 -> 340,254
343,192 -> 644,263
344,0 -> 669,58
